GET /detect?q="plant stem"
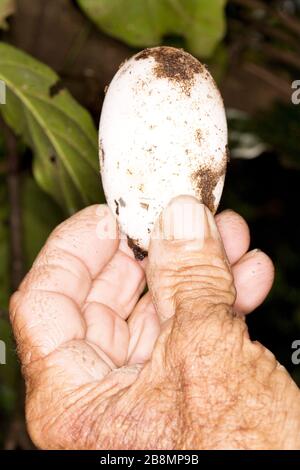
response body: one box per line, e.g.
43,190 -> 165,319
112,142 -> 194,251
0,118 -> 32,449
0,119 -> 24,289
0,308 -> 7,319
244,62 -> 291,100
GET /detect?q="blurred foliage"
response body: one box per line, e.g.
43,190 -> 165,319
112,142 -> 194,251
0,43 -> 102,215
0,317 -> 17,414
0,133 -> 9,311
251,103 -> 300,170
0,0 -> 15,30
77,0 -> 227,58
0,146 -> 17,418
222,142 -> 300,384
0,175 -> 9,310
22,176 -> 65,269
0,157 -> 65,436
0,162 -> 65,303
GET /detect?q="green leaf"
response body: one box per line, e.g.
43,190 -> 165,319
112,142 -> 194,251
22,176 -> 65,268
0,43 -> 103,214
77,0 -> 227,58
0,0 -> 15,30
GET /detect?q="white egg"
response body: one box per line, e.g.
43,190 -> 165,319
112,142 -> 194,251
99,47 -> 228,258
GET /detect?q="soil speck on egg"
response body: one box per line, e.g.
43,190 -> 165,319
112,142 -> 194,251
135,47 -> 205,95
114,199 -> 119,215
191,166 -> 226,213
99,139 -> 105,166
119,197 -> 126,207
127,236 -> 148,260
195,129 -> 203,145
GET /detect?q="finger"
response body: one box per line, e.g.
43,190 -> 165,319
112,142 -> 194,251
127,292 -> 160,365
82,248 -> 146,365
215,210 -> 250,265
147,196 -> 235,324
83,302 -> 129,367
232,249 -> 275,315
10,205 -> 119,365
85,249 -> 146,319
120,210 -> 250,275
44,204 -> 119,278
126,249 -> 274,365
20,205 -> 119,304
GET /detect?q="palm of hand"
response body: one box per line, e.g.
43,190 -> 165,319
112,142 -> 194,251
10,205 -> 300,449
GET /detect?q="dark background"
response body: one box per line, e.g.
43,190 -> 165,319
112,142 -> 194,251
0,0 -> 300,448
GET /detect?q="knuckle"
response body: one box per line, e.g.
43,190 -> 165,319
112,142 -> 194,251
160,258 -> 240,370
164,310 -> 247,388
9,293 -> 35,366
173,260 -> 236,313
9,290 -> 22,323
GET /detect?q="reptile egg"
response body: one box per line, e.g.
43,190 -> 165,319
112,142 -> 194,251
99,46 -> 228,258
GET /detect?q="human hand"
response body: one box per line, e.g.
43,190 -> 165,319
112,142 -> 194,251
9,197 -> 300,449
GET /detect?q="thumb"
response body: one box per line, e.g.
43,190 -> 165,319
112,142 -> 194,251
147,195 -> 236,324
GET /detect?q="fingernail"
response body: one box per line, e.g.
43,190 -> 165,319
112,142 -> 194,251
160,195 -> 206,242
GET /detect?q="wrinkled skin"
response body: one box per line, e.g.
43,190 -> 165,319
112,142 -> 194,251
9,197 -> 300,449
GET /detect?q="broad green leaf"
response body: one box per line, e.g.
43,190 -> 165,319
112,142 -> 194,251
0,0 -> 15,30
77,0 -> 227,58
0,43 -> 103,214
22,176 -> 65,268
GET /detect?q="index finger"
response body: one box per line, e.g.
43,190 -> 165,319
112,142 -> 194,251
10,204 -> 119,365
